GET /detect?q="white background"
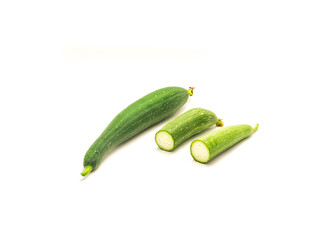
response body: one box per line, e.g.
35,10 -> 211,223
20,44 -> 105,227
1,0 -> 335,239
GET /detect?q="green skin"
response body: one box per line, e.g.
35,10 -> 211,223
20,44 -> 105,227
81,87 -> 193,176
155,108 -> 222,151
191,124 -> 259,163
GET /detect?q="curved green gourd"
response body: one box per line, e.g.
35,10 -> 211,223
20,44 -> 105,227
81,86 -> 194,176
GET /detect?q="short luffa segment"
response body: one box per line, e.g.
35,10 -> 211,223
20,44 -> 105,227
155,108 -> 221,151
83,87 -> 190,173
191,124 -> 258,163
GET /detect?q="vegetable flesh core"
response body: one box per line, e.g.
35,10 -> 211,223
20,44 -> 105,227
191,140 -> 210,163
156,131 -> 174,151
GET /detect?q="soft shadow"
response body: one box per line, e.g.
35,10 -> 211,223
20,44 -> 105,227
80,174 -> 90,181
